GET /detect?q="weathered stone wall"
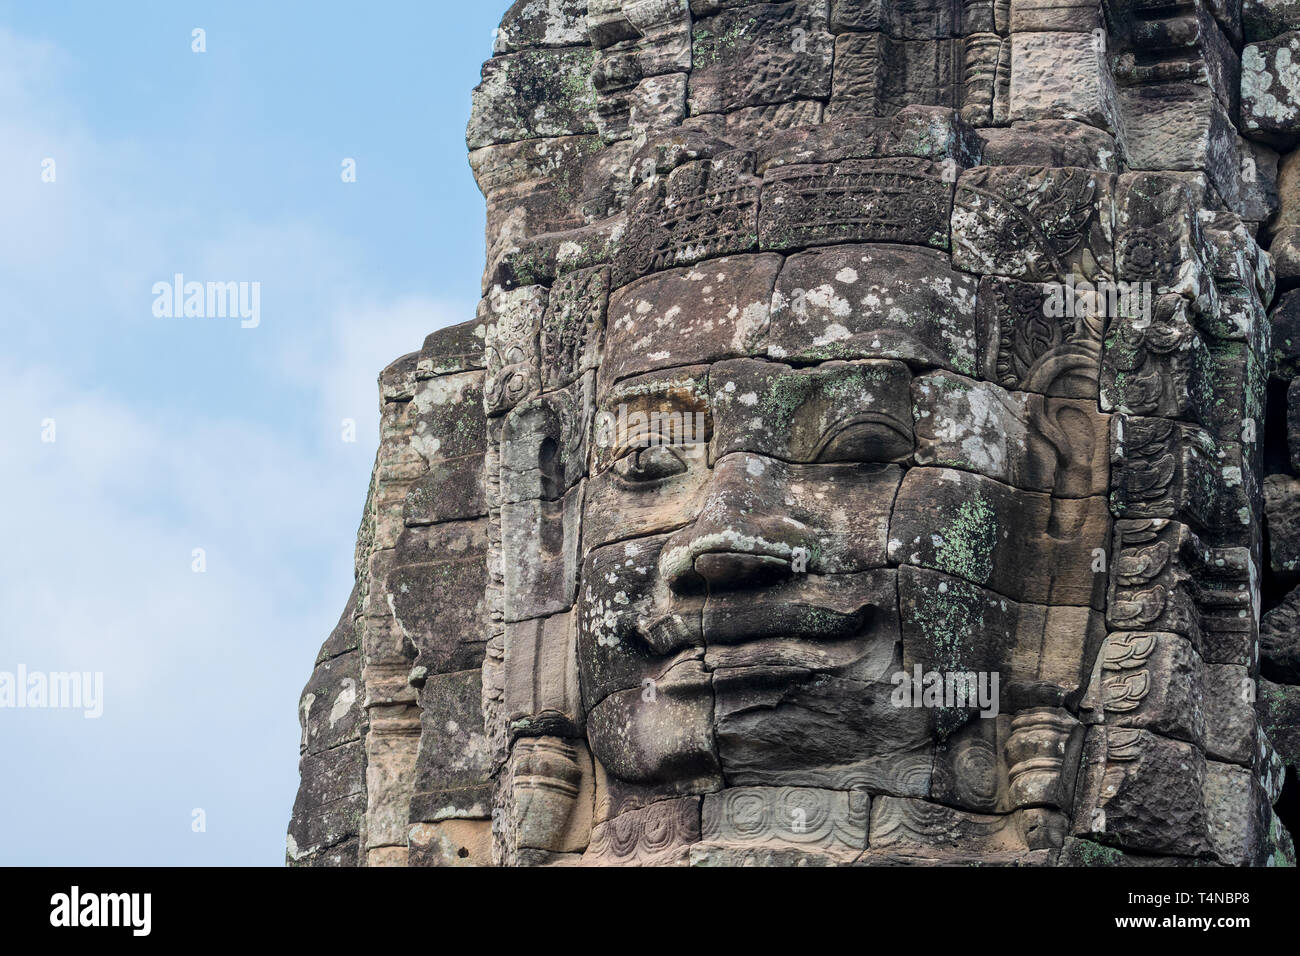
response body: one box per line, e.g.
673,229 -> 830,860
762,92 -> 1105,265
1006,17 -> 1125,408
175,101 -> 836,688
1251,3 -> 1300,859
289,321 -> 492,866
290,0 -> 1300,866
288,586 -> 365,866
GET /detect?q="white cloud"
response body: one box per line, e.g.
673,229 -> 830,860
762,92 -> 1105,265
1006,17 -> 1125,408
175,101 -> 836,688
309,295 -> 469,445
0,22 -> 475,863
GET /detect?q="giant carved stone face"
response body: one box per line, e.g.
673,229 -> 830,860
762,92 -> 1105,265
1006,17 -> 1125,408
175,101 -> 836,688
551,227 -> 1116,863
291,0 -> 1297,869
584,254 -> 1101,731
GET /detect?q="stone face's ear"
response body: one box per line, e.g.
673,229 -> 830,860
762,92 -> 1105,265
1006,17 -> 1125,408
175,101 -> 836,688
912,370 -> 1110,497
490,364 -> 596,864
501,381 -> 591,504
483,287 -> 546,419
977,275 -> 1103,400
498,737 -> 595,864
541,266 -> 609,391
1022,393 -> 1107,500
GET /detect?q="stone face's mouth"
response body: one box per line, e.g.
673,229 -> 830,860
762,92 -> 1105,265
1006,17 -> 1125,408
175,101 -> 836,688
629,569 -> 899,676
703,632 -> 895,678
701,591 -> 870,644
701,585 -> 900,684
701,565 -> 894,631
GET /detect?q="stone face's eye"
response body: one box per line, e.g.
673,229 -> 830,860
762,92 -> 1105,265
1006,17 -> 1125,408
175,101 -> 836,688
812,417 -> 912,464
613,444 -> 688,485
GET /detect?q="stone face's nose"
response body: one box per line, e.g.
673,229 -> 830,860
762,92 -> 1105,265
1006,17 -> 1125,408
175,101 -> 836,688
659,452 -> 814,594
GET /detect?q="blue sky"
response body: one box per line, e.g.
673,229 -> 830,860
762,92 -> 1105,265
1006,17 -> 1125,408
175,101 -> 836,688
0,1 -> 506,864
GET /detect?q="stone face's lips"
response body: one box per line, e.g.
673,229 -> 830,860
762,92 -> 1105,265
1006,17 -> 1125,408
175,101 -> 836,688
700,570 -> 896,641
708,663 -> 816,697
634,574 -> 898,683
632,595 -> 870,657
636,609 -> 705,657
699,583 -> 898,682
703,633 -> 893,678
700,595 -> 870,644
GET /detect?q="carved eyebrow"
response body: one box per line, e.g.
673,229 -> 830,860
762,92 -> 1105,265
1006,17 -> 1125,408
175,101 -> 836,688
605,373 -> 709,402
603,380 -> 710,421
596,390 -> 713,467
808,413 -> 914,462
711,362 -> 915,461
608,405 -> 711,453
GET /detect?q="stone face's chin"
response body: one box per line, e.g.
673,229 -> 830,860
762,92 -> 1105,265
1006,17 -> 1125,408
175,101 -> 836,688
711,667 -> 935,794
584,661 -> 717,786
